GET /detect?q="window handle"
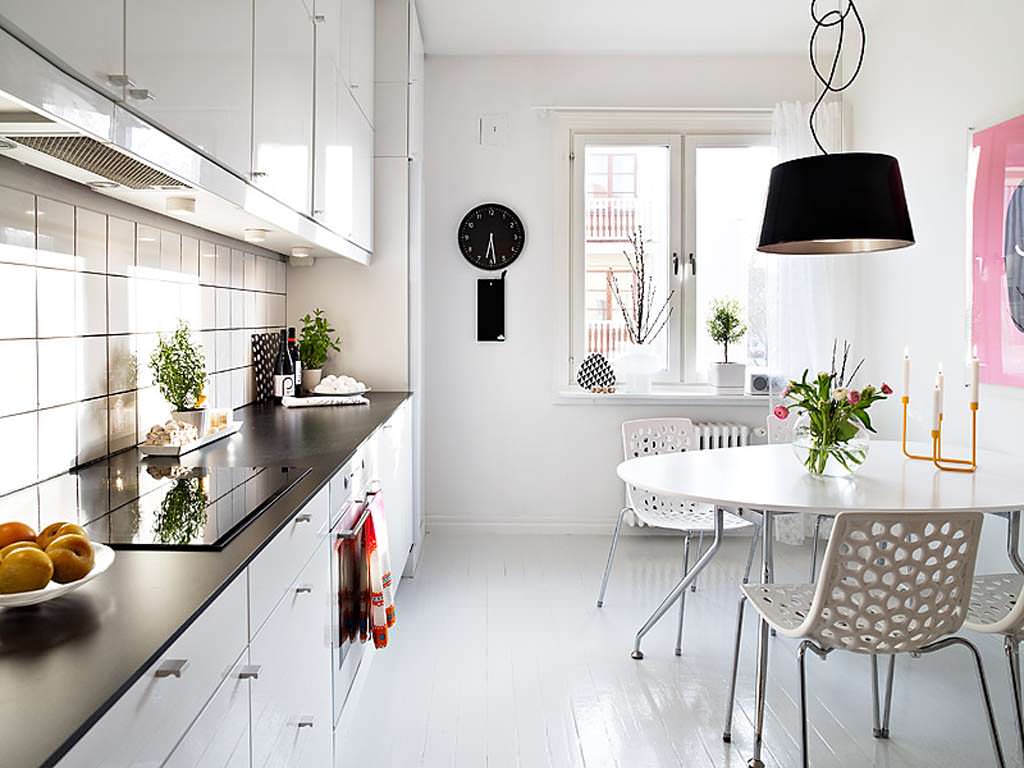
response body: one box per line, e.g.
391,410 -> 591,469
672,252 -> 679,276
688,252 -> 697,276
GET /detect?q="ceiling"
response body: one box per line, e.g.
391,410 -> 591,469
418,0 -> 804,55
415,0 -> 885,56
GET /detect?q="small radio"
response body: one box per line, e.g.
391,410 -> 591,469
746,371 -> 790,396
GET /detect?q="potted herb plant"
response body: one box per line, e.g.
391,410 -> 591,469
774,340 -> 893,477
149,320 -> 208,436
706,297 -> 747,392
298,308 -> 342,392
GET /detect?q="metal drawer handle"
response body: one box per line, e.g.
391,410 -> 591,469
297,716 -> 315,728
127,87 -> 155,101
107,73 -> 135,87
295,512 -> 313,523
238,664 -> 262,680
295,584 -> 313,594
155,659 -> 189,678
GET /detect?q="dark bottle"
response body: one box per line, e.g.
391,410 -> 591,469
273,329 -> 295,400
287,326 -> 302,389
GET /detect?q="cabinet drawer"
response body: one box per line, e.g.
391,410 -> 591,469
250,539 -> 333,768
163,652 -> 251,768
248,486 -> 329,636
57,577 -> 247,768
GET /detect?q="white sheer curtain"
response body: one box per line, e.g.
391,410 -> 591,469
767,100 -> 863,544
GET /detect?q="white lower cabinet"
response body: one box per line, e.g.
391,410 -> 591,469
56,577 -> 247,767
163,652 -> 251,768
379,401 -> 414,582
250,537 -> 333,768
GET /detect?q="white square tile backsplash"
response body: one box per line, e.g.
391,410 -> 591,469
0,181 -> 287,493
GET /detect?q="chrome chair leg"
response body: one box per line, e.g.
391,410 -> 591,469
1006,636 -> 1024,758
743,522 -> 762,585
675,533 -> 692,656
797,640 -> 832,768
914,636 -> 1007,768
596,506 -> 629,608
809,514 -> 825,582
722,594 -> 747,743
870,654 -> 896,738
632,508 -> 723,660
747,613 -> 771,768
691,529 -> 704,593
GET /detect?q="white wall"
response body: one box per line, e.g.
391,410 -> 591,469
423,54 -> 809,530
848,0 -> 1024,567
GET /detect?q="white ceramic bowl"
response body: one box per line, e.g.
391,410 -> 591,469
0,543 -> 115,608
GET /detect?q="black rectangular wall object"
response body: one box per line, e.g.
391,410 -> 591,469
476,272 -> 505,342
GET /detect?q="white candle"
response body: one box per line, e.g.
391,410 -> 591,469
969,352 -> 980,404
932,386 -> 942,431
902,346 -> 911,397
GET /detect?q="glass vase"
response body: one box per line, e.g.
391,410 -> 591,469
616,343 -> 660,394
790,412 -> 871,478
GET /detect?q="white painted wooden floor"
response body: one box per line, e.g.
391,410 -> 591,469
342,531 -> 1020,767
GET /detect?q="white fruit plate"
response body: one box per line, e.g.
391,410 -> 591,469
0,543 -> 115,608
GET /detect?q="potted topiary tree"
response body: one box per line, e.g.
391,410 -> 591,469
150,320 -> 209,435
706,297 -> 747,392
298,308 -> 342,392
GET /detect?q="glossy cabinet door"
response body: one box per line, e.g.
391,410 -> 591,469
252,0 -> 315,212
250,539 -> 333,768
341,0 -> 374,124
0,0 -> 125,100
124,0 -> 253,177
163,653 -> 251,768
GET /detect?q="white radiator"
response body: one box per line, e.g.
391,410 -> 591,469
693,421 -> 751,450
625,422 -> 751,527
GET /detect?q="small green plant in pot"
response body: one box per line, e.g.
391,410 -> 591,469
706,297 -> 747,392
298,308 -> 341,391
150,320 -> 208,435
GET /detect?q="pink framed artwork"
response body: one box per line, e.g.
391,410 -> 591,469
971,113 -> 1024,387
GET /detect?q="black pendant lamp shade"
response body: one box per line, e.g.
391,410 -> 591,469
757,152 -> 914,255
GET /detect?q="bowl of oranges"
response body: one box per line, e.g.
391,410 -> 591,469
0,522 -> 114,608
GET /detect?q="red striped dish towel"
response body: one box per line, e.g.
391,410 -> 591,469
363,491 -> 396,648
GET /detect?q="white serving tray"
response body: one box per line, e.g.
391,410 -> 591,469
0,543 -> 115,608
139,420 -> 243,457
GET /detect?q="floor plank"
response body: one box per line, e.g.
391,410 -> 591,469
340,531 -> 1019,767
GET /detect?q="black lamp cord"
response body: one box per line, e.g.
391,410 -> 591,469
808,0 -> 866,155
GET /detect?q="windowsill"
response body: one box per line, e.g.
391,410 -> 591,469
554,386 -> 770,406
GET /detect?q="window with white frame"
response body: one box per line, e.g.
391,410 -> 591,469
568,126 -> 776,386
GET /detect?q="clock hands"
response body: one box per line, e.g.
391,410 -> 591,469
485,232 -> 497,265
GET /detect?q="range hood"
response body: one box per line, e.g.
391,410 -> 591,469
0,26 -> 368,265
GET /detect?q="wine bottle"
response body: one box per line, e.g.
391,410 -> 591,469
287,326 -> 302,389
273,329 -> 295,400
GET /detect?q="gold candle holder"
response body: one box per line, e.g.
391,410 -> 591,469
901,395 -> 978,473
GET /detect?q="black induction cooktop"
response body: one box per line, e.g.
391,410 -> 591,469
0,454 -> 311,551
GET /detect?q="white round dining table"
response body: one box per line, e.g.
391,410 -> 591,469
616,440 -> 1024,768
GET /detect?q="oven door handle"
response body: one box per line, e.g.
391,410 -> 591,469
336,502 -> 371,540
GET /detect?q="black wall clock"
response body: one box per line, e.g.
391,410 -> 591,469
458,203 -> 525,270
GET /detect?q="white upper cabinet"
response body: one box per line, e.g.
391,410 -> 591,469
314,0 -> 373,251
124,0 -> 253,177
0,0 -> 125,100
342,0 -> 374,124
253,0 -> 315,213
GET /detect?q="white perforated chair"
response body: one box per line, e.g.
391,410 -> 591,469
735,510 -> 1006,768
965,572 -> 1024,756
597,418 -> 758,658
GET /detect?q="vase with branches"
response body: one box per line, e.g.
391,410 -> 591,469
606,227 -> 675,392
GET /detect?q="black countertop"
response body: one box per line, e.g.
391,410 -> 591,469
0,392 -> 411,768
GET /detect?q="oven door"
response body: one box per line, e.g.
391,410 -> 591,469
331,497 -> 369,728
